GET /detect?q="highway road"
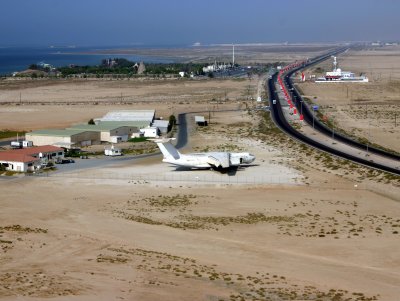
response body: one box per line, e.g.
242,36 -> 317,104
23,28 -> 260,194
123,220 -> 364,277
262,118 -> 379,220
267,54 -> 400,175
283,48 -> 400,161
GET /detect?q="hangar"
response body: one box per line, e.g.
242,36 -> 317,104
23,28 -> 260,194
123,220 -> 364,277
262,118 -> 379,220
25,129 -> 100,148
68,121 -> 149,143
96,110 -> 155,124
152,120 -> 170,134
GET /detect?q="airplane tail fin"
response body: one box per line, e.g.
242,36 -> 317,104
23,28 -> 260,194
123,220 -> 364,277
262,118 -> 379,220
150,138 -> 181,160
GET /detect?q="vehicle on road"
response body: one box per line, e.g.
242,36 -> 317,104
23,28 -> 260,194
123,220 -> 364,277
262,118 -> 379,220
56,159 -> 75,164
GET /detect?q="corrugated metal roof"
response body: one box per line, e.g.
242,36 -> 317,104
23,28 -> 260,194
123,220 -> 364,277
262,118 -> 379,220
68,121 -> 148,132
152,120 -> 169,127
99,110 -> 155,122
26,129 -> 90,137
0,145 -> 63,163
12,145 -> 64,155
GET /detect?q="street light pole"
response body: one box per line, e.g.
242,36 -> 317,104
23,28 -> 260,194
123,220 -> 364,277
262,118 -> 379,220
312,109 -> 315,129
300,100 -> 303,115
366,119 -> 370,156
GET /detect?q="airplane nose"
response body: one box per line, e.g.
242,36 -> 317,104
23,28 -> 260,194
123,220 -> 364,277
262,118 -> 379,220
248,155 -> 255,163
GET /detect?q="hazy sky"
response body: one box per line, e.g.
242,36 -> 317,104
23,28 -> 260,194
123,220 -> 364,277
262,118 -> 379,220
1,0 -> 399,46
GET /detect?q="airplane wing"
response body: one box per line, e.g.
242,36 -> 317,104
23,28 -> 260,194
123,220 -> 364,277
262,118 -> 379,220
207,153 -> 230,168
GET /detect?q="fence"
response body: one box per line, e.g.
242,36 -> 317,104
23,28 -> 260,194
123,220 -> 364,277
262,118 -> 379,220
28,170 -> 300,186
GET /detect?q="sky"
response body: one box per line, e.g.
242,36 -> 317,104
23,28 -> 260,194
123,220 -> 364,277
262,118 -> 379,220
1,0 -> 399,47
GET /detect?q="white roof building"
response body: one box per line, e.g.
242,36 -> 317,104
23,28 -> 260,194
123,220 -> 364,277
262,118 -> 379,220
152,120 -> 170,134
98,110 -> 155,124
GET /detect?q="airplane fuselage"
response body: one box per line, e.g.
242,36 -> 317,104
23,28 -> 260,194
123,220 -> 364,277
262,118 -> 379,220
152,138 -> 255,171
163,152 -> 255,169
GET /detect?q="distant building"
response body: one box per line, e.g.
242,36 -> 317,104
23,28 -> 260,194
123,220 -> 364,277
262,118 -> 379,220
37,62 -> 54,70
137,62 -> 146,74
202,62 -> 231,73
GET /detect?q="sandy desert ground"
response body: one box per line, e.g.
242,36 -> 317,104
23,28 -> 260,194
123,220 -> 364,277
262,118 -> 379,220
297,45 -> 400,153
1,46 -> 400,300
0,77 -> 256,131
1,108 -> 399,301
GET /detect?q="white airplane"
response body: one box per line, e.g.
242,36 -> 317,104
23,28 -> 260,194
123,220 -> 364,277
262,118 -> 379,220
152,138 -> 255,170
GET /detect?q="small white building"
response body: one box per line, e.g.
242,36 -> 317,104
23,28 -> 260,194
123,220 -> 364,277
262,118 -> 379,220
152,120 -> 170,134
0,153 -> 40,172
140,127 -> 159,138
0,145 -> 64,172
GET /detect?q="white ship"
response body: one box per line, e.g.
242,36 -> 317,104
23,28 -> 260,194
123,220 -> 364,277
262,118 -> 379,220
315,56 -> 368,83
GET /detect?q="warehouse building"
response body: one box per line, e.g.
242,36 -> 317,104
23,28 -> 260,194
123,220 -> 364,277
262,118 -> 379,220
26,129 -> 100,148
68,121 -> 149,143
96,110 -> 155,125
0,145 -> 64,172
152,120 -> 170,134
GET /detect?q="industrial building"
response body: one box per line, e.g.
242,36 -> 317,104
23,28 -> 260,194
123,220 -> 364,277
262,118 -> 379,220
152,120 -> 170,134
68,121 -> 149,143
96,110 -> 155,124
26,129 -> 100,148
0,145 -> 64,172
25,110 -> 162,148
140,127 -> 159,138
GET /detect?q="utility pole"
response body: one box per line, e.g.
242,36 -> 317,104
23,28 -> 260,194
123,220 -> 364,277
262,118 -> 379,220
366,119 -> 370,156
313,110 -> 315,129
232,44 -> 235,66
300,100 -> 303,115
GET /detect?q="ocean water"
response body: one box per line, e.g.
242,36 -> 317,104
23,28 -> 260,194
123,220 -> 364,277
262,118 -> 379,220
0,46 -> 179,75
